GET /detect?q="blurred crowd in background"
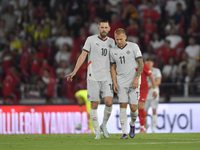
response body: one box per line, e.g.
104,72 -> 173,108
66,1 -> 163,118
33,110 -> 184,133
0,0 -> 200,104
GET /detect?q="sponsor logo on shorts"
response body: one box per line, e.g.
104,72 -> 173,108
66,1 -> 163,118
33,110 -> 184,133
87,94 -> 90,99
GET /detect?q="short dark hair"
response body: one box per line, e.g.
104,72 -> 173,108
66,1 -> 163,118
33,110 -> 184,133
146,58 -> 155,63
98,19 -> 109,26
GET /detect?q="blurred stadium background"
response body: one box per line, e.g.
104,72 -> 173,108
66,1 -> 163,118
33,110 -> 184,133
0,0 -> 200,134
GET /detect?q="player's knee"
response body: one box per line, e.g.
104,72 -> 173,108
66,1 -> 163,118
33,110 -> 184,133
105,101 -> 112,107
91,102 -> 98,109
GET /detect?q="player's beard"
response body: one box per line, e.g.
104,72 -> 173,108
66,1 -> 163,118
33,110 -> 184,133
100,31 -> 108,38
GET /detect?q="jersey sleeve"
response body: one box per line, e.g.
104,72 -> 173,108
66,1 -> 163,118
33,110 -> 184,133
82,37 -> 91,52
109,49 -> 115,63
143,63 -> 152,76
133,43 -> 142,59
156,68 -> 162,78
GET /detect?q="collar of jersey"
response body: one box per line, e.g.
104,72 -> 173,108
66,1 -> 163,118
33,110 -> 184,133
98,35 -> 108,41
117,43 -> 127,49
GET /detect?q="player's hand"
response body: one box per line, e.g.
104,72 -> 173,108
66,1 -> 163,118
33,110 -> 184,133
153,91 -> 157,99
132,77 -> 139,89
113,83 -> 118,94
65,71 -> 76,82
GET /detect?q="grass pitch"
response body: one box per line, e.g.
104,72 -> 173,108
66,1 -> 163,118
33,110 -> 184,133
0,133 -> 199,150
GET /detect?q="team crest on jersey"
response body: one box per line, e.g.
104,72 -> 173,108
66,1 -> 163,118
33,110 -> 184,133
96,43 -> 99,46
114,53 -> 118,55
126,50 -> 131,55
109,44 -> 112,48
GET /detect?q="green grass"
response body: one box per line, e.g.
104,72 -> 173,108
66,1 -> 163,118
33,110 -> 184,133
0,133 -> 200,150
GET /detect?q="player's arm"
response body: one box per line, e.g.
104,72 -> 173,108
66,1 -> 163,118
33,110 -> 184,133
110,63 -> 118,93
149,75 -> 157,99
149,77 -> 161,88
65,50 -> 88,81
132,58 -> 144,89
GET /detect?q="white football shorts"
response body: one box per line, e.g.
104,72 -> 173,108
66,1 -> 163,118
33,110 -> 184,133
87,79 -> 113,101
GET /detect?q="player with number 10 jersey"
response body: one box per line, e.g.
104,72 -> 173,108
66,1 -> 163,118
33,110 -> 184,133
83,35 -> 115,81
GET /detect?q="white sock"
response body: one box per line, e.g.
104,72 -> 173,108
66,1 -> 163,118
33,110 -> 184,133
119,108 -> 127,134
90,108 -> 100,133
130,109 -> 138,126
152,114 -> 157,132
102,106 -> 112,126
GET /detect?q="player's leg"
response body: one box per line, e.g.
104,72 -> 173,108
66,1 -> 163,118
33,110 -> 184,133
90,101 -> 101,138
138,101 -> 146,133
118,86 -> 129,139
100,81 -> 113,138
144,100 -> 151,130
119,103 -> 128,139
129,87 -> 139,138
138,88 -> 148,133
87,80 -> 101,139
151,99 -> 159,133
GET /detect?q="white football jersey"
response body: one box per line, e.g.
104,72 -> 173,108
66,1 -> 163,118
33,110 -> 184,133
147,67 -> 162,100
82,35 -> 115,81
110,42 -> 142,87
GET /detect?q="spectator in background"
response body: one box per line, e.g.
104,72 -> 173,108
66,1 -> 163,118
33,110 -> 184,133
27,0 -> 35,21
138,0 -> 148,12
122,1 -> 138,25
165,17 -> 178,35
1,46 -> 14,75
38,37 -> 54,62
15,25 -> 25,43
51,20 -> 65,41
33,24 -> 47,45
126,18 -> 139,44
187,14 -> 200,43
40,69 -> 57,104
150,32 -> 164,50
41,12 -> 52,37
97,3 -> 113,22
143,17 -> 157,45
185,37 -> 200,66
162,56 -> 178,102
192,56 -> 200,94
1,5 -> 17,32
141,1 -> 160,24
165,0 -> 186,17
192,0 -> 200,16
71,14 -> 85,38
165,27 -> 182,49
70,27 -> 87,66
177,52 -> 195,84
89,16 -> 100,35
2,66 -> 21,104
109,14 -> 125,39
20,40 -> 30,78
55,43 -> 71,66
56,60 -> 71,78
151,0 -> 161,14
55,28 -> 73,50
174,3 -> 186,24
0,19 -> 8,45
9,32 -> 22,55
28,18 -> 39,36
30,46 -> 44,77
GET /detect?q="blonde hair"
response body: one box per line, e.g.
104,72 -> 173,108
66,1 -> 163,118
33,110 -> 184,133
114,28 -> 126,35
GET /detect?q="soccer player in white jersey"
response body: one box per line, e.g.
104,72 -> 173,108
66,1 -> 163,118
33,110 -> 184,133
144,58 -> 162,133
110,28 -> 143,139
65,19 -> 115,139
